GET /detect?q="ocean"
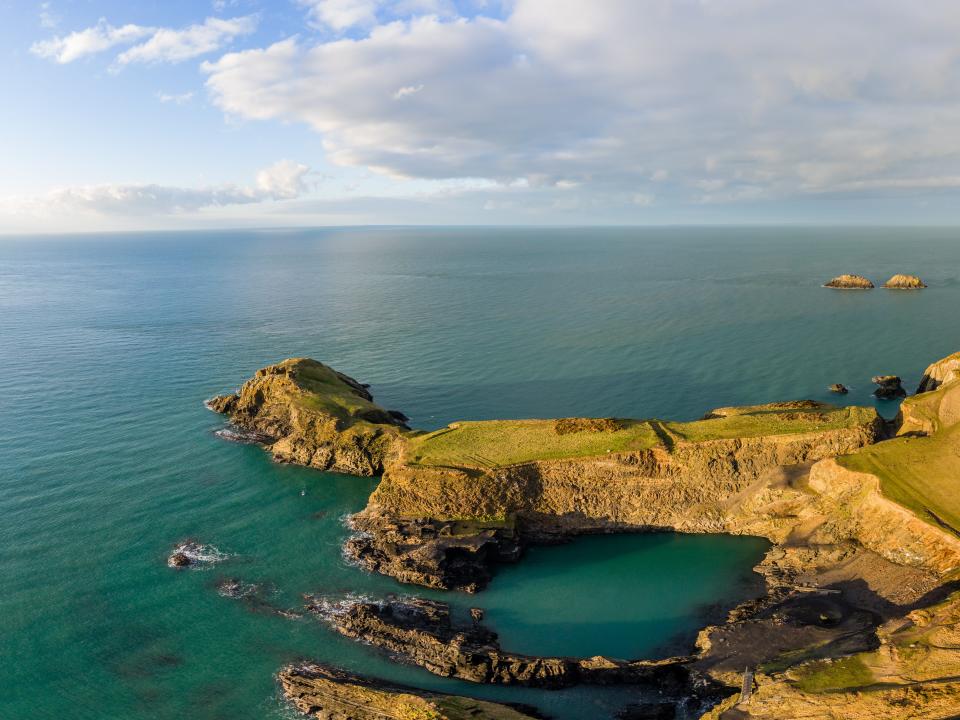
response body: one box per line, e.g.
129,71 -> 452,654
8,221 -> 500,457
2,226 -> 958,719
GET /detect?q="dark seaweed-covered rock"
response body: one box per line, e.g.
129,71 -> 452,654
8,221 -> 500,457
306,595 -> 691,690
872,375 -> 906,399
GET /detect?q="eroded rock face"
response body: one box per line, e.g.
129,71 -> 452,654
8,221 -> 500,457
872,375 -> 906,399
279,662 -> 545,720
207,358 -> 409,475
306,595 -> 696,692
917,351 -> 960,394
883,274 -> 926,289
823,274 -> 874,289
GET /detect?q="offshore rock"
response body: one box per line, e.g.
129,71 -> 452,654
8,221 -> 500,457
828,383 -> 849,394
823,274 -> 874,289
279,662 -> 545,720
306,595 -> 695,691
207,358 -> 409,475
883,273 -> 926,289
872,375 -> 906,399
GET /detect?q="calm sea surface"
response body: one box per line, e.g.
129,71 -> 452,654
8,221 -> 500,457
2,227 -> 958,719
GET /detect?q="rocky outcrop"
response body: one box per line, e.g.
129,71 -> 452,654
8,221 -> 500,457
279,662 -> 545,720
829,383 -> 849,394
307,596 -> 696,691
917,351 -> 960,393
872,374 -> 906,399
883,273 -> 926,289
823,274 -> 874,289
207,358 -> 409,475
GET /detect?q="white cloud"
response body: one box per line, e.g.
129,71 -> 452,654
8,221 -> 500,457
31,20 -> 155,63
39,2 -> 60,29
31,15 -> 257,65
393,83 -> 423,99
156,91 -> 195,105
300,0 -> 381,31
0,160 -> 311,217
200,1 -> 960,206
117,16 -> 258,65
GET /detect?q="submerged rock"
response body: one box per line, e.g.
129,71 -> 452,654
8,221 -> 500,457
306,595 -> 693,691
823,274 -> 874,289
167,540 -> 228,569
828,384 -> 849,394
872,375 -> 906,399
279,662 -> 545,720
883,273 -> 926,289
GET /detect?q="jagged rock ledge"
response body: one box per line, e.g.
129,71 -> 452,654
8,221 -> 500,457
306,595 -> 701,691
279,662 -> 546,720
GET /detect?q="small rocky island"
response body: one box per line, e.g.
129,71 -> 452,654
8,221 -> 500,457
883,273 -> 926,289
208,351 -> 960,720
823,274 -> 874,289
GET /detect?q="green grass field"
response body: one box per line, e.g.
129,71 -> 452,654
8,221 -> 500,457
838,423 -> 960,535
406,403 -> 875,469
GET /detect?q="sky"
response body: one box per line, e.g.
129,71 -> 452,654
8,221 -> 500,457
3,0 -> 960,232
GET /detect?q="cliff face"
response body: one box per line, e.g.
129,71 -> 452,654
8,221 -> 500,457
916,350 -> 960,393
208,358 -> 409,476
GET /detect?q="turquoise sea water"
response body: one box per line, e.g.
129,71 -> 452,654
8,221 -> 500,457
2,226 -> 959,719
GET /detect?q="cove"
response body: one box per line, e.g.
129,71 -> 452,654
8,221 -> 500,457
451,532 -> 770,660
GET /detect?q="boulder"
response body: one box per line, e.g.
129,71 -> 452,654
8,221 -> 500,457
823,275 -> 874,289
872,375 -> 906,399
829,384 -> 849,394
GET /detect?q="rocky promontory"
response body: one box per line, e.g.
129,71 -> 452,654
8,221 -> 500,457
279,662 -> 545,719
883,273 -> 926,289
823,274 -> 874,289
207,358 -> 409,475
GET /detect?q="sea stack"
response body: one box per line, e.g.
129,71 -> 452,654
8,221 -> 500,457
823,274 -> 874,289
883,274 -> 926,289
872,375 -> 906,399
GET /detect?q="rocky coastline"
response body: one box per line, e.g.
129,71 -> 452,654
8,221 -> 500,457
211,351 -> 960,719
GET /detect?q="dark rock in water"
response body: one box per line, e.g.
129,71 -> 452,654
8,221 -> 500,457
167,540 -> 228,568
168,552 -> 192,568
470,607 -> 485,624
344,515 -> 522,593
829,384 -> 849,394
213,576 -> 301,619
872,375 -> 906,399
306,595 -> 692,690
616,703 -> 677,720
279,662 -> 546,719
388,409 -> 410,423
310,510 -> 328,520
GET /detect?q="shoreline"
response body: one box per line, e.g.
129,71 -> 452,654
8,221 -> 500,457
209,352 -> 960,719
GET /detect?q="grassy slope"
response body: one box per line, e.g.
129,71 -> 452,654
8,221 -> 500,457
286,360 -> 386,421
407,404 -> 875,468
838,424 -> 960,534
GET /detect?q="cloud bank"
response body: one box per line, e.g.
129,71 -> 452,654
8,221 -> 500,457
200,0 -> 960,206
1,161 -> 310,218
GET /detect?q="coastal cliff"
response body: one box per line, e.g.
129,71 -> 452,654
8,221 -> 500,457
212,351 -> 960,720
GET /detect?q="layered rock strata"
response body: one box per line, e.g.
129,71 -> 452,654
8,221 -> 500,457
279,662 -> 545,720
